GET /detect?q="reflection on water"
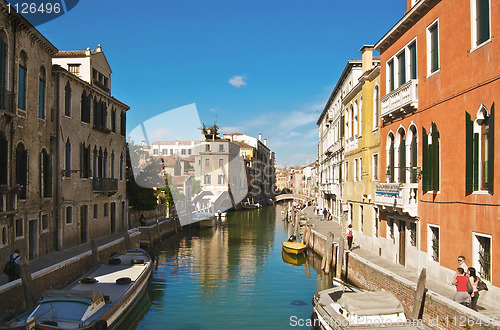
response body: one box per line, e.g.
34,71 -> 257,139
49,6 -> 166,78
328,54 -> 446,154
121,205 -> 332,329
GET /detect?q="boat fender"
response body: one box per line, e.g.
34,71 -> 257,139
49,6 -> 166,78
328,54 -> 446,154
108,258 -> 121,265
130,258 -> 145,265
95,320 -> 107,330
116,277 -> 132,285
288,235 -> 296,242
310,312 -> 320,330
80,277 -> 99,284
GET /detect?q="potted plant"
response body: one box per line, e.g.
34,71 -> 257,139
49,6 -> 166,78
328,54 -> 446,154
0,184 -> 10,194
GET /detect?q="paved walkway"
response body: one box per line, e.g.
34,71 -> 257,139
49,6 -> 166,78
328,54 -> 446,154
300,206 -> 500,320
0,232 -> 127,286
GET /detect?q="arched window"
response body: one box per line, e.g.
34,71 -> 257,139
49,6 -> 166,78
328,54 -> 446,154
422,122 -> 440,191
40,148 -> 51,198
98,148 -> 103,178
111,152 -> 115,178
80,142 -> 90,178
397,128 -> 406,183
120,112 -> 126,136
373,85 -> 380,129
358,98 -> 363,136
65,139 -> 71,177
18,51 -> 27,110
38,66 -> 46,119
81,91 -> 91,123
64,82 -> 71,116
204,174 -> 211,185
119,153 -> 123,180
0,131 -> 7,184
0,30 -> 8,110
387,132 -> 395,183
16,142 -> 27,199
218,174 -> 225,185
353,103 -> 358,136
103,149 -> 108,178
409,125 -> 418,183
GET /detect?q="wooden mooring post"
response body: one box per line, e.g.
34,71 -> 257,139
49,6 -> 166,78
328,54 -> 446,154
336,237 -> 345,279
19,257 -> 35,309
411,268 -> 427,320
91,239 -> 99,264
321,232 -> 334,274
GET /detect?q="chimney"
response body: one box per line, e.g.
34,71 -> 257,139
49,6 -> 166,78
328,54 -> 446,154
96,44 -> 102,52
258,132 -> 262,141
264,138 -> 267,146
85,47 -> 91,56
141,140 -> 145,147
360,45 -> 374,73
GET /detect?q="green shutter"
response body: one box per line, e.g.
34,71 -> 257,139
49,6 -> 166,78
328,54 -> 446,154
477,0 -> 490,45
389,141 -> 394,183
431,122 -> 440,191
411,136 -> 417,183
410,42 -> 417,79
399,53 -> 406,86
473,132 -> 479,191
399,138 -> 406,183
340,115 -> 344,137
422,127 -> 428,191
466,111 -> 474,193
488,103 -> 494,194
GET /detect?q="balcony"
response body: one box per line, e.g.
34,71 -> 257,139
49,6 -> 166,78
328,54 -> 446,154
380,79 -> 418,122
0,193 -> 19,216
374,182 -> 418,217
92,178 -> 118,193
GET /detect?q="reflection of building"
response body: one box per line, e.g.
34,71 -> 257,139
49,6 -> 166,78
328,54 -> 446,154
374,0 -> 499,299
223,132 -> 276,202
53,45 -> 129,250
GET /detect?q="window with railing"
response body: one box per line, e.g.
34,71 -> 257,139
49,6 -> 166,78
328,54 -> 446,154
475,234 -> 491,281
410,222 -> 417,247
429,225 -> 440,262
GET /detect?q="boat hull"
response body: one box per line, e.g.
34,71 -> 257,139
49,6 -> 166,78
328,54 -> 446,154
282,242 -> 306,254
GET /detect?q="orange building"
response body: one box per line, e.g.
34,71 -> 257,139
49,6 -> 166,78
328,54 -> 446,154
374,0 -> 499,302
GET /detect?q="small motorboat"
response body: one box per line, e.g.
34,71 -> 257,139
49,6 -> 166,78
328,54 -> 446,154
3,249 -> 152,330
311,279 -> 430,329
282,241 -> 307,255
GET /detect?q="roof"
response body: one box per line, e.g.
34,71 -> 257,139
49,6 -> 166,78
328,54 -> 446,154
225,132 -> 243,136
54,50 -> 87,57
169,176 -> 187,185
234,141 -> 254,149
151,140 -> 200,146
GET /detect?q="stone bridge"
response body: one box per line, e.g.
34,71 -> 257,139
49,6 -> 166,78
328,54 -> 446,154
274,194 -> 312,203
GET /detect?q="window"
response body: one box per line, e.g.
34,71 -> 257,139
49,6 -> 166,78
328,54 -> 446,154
93,204 -> 98,218
472,0 -> 491,48
373,207 -> 379,237
162,149 -> 167,155
68,63 -> 80,76
354,159 -> 358,182
181,149 -> 186,155
16,142 -> 28,199
473,233 -> 491,281
38,67 -> 46,119
111,152 -> 115,178
42,214 -> 48,231
398,128 -> 406,183
429,225 -> 440,262
397,51 -> 406,86
466,105 -> 494,194
427,20 -> 440,74
65,139 -> 71,177
1,226 -> 6,245
409,42 -> 417,79
388,59 -> 395,91
81,91 -> 91,123
218,174 -> 225,185
359,205 -> 363,233
40,149 -> 51,198
409,126 -> 418,183
205,144 -> 210,151
170,149 -> 173,155
372,153 -> 379,181
153,149 -> 158,155
388,219 -> 395,243
0,132 -> 6,185
410,222 -> 417,247
0,36 -> 7,110
204,174 -> 211,185
422,122 -> 440,191
358,157 -> 362,181
349,203 -> 353,225
120,112 -> 126,136
345,161 -> 349,182
80,143 -> 91,178
111,109 -> 116,133
93,99 -> 107,129
18,51 -> 27,110
64,82 -> 71,117
188,149 -> 192,155
120,154 -> 123,180
373,85 -> 379,129
219,144 -> 224,152
205,159 -> 210,167
15,218 -> 23,237
218,158 -> 224,168
66,206 -> 73,224
92,68 -> 97,81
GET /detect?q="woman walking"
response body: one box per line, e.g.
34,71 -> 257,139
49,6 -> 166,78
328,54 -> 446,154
468,267 -> 480,311
452,268 -> 471,307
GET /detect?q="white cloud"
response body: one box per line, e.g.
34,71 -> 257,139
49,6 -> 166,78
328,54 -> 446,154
228,75 -> 247,88
290,131 -> 302,137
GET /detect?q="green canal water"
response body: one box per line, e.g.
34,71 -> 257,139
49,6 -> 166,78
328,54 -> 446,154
122,205 -> 333,329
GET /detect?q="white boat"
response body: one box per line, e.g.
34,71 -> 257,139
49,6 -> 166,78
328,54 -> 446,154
193,212 -> 215,228
311,279 -> 430,329
3,249 -> 152,330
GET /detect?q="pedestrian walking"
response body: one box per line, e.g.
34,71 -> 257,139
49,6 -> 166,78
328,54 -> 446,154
452,267 -> 471,307
458,256 -> 468,273
140,213 -> 146,226
468,267 -> 480,311
345,224 -> 354,251
322,208 -> 327,221
327,210 -> 331,221
3,249 -> 21,282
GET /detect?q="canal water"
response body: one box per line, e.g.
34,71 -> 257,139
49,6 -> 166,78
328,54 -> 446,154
122,205 -> 333,329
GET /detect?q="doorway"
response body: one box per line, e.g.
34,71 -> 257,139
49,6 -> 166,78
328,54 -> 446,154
28,220 -> 38,260
80,205 -> 88,243
399,221 -> 406,266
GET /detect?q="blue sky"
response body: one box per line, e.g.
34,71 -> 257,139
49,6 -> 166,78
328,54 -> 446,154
37,0 -> 406,167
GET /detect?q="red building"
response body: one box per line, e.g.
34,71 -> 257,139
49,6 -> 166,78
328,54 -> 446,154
374,0 -> 499,303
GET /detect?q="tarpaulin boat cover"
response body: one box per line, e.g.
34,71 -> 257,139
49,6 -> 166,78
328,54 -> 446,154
338,291 -> 404,316
43,290 -> 104,303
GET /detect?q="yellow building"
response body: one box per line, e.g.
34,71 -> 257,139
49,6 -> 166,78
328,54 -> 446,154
343,46 -> 381,248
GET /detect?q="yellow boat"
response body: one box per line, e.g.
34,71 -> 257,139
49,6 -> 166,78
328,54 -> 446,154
281,250 -> 306,266
282,241 -> 307,254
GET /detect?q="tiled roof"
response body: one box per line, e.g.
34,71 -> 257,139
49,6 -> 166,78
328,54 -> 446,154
151,140 -> 200,145
54,50 -> 87,57
234,141 -> 254,149
170,176 -> 187,185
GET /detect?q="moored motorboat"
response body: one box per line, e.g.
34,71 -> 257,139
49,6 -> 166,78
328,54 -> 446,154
282,241 -> 307,254
2,249 -> 152,330
311,279 -> 429,329
194,212 -> 215,228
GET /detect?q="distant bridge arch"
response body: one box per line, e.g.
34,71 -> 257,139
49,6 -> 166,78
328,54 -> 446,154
275,194 -> 311,203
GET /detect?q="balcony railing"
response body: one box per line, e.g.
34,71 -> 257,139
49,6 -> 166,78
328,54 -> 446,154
380,79 -> 418,121
1,193 -> 19,215
374,182 -> 418,217
92,177 -> 118,193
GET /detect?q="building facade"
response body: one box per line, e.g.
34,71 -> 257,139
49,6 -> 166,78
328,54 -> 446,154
375,0 -> 499,305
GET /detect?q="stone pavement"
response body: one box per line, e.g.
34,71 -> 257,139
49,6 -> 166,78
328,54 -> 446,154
0,232 -> 127,286
300,206 -> 500,320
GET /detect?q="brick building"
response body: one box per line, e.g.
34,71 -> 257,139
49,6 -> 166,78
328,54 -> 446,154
374,0 -> 499,306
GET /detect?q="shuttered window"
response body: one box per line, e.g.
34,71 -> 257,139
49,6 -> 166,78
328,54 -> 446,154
428,23 -> 439,73
388,59 -> 395,91
398,51 -> 406,86
475,0 -> 490,46
409,42 -> 417,79
422,124 -> 440,192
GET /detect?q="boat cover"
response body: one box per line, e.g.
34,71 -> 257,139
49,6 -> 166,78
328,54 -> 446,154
43,290 -> 104,303
338,291 -> 404,316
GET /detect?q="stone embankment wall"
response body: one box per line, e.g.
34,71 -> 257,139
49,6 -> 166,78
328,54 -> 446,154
305,228 -> 500,330
0,231 -> 141,322
139,218 -> 181,248
130,204 -> 167,227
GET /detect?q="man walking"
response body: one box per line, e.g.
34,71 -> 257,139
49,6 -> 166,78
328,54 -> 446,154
4,249 -> 21,282
458,256 -> 468,273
